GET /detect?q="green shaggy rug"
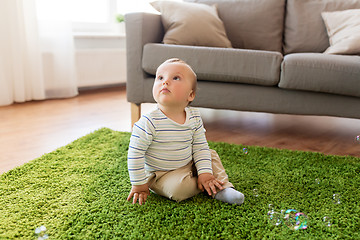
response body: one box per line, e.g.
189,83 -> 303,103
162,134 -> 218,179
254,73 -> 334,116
1,128 -> 359,239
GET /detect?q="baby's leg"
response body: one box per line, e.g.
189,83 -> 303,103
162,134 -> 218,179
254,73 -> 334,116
210,149 -> 234,189
210,149 -> 245,205
147,162 -> 201,202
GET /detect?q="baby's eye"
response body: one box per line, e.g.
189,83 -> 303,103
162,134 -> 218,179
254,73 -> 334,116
173,76 -> 180,81
157,76 -> 163,81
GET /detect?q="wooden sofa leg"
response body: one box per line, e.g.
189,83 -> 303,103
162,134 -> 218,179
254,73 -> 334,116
131,103 -> 141,129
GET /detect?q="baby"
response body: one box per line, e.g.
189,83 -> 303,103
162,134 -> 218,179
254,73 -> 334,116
127,58 -> 244,205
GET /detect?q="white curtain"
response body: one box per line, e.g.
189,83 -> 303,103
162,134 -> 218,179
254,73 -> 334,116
0,0 -> 78,107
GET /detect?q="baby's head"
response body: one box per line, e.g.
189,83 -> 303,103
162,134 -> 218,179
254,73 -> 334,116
158,58 -> 197,94
153,58 -> 197,107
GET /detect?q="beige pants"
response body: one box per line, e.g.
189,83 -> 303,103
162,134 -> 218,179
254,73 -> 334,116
146,149 -> 234,202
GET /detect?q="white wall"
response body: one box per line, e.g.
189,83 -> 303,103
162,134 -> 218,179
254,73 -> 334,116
74,34 -> 126,88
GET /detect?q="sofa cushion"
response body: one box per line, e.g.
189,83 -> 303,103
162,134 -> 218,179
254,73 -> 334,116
321,9 -> 360,55
142,43 -> 283,86
185,0 -> 285,52
284,0 -> 360,54
279,53 -> 360,97
150,1 -> 232,48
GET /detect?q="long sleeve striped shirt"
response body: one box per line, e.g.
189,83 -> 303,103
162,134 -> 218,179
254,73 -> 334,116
127,107 -> 213,185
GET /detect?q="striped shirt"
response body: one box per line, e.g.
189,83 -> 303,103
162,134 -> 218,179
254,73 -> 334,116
127,107 -> 212,185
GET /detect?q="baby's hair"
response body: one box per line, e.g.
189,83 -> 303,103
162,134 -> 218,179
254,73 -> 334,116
161,58 -> 198,94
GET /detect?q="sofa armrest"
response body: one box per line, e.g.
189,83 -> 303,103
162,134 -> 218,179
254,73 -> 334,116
125,12 -> 164,104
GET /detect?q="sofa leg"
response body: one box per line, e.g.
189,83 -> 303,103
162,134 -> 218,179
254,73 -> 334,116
131,103 -> 141,128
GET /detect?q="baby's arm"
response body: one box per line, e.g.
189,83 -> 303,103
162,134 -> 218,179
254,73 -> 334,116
197,173 -> 224,196
127,183 -> 150,205
191,109 -> 224,195
127,115 -> 155,205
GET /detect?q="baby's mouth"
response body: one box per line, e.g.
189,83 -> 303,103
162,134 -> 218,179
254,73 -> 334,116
160,88 -> 170,93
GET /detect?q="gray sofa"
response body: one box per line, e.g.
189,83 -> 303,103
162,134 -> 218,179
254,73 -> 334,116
125,0 -> 360,125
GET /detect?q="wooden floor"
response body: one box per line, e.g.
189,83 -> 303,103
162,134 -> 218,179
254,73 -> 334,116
1,86 -> 360,174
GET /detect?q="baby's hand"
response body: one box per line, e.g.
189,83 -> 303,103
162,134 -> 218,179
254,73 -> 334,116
197,173 -> 224,196
127,183 -> 150,205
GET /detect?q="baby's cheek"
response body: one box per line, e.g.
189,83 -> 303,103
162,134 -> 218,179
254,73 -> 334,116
152,84 -> 160,95
176,90 -> 188,100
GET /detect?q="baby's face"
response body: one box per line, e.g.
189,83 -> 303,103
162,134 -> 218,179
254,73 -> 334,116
153,62 -> 195,108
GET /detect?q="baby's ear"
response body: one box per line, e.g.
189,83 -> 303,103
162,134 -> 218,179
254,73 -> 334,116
188,90 -> 195,102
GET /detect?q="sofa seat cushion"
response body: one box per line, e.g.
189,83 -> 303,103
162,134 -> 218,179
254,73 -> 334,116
142,43 -> 283,86
279,53 -> 360,97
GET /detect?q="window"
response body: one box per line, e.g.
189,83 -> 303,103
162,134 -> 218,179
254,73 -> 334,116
36,0 -> 163,33
116,0 -> 159,14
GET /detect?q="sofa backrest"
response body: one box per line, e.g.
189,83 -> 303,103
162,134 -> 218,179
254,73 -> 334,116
186,0 -> 285,53
284,0 -> 360,54
185,0 -> 360,54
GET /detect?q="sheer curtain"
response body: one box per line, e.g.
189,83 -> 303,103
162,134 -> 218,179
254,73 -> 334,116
0,0 -> 78,107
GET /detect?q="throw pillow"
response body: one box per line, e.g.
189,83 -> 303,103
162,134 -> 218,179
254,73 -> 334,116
321,8 -> 360,55
150,1 -> 232,48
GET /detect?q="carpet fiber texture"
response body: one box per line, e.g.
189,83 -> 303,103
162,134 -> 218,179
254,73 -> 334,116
0,128 -> 359,239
